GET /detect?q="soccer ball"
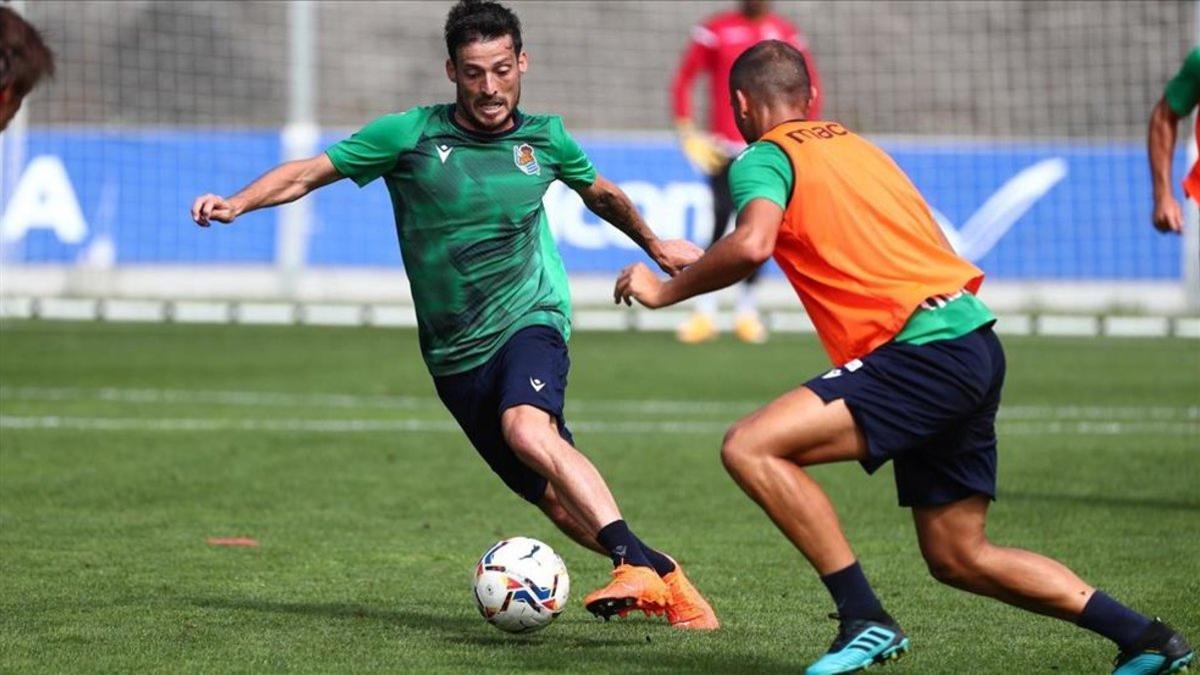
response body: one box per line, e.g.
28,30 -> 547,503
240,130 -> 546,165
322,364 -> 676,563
472,537 -> 570,633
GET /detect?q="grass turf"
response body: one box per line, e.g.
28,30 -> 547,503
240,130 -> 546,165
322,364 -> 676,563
0,320 -> 1197,673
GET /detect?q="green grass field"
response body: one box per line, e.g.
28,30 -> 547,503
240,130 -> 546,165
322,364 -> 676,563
1,320 -> 1197,673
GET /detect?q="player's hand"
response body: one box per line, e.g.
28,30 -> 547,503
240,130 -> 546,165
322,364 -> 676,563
614,262 -> 667,309
652,238 -> 704,276
191,194 -> 238,227
678,123 -> 728,176
1152,194 -> 1184,234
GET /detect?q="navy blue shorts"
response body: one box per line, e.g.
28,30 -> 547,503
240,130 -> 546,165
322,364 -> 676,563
805,325 -> 1005,508
432,325 -> 573,503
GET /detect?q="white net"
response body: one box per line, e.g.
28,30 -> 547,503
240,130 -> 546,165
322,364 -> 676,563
3,0 -> 1197,314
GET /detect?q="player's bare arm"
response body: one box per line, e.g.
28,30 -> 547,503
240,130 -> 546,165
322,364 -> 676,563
576,175 -> 703,275
614,197 -> 783,308
1147,96 -> 1184,234
190,154 -> 343,226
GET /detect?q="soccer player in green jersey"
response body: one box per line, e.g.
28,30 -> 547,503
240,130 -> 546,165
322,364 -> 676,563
189,0 -> 718,629
1149,47 -> 1200,234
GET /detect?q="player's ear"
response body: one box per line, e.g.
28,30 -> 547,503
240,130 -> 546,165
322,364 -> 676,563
734,89 -> 751,120
809,85 -> 819,114
445,58 -> 457,83
517,50 -> 528,74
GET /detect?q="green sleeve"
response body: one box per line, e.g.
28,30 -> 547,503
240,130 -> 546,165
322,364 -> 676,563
729,142 -> 793,212
1165,47 -> 1200,117
325,108 -> 428,187
550,118 -> 597,189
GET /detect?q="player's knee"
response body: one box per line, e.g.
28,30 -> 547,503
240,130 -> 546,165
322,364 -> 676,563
720,423 -> 756,476
922,545 -> 983,587
501,410 -> 553,465
501,403 -> 566,473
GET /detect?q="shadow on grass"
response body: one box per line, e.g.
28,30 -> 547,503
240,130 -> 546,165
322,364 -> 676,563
192,597 -> 634,649
1003,490 -> 1200,513
190,597 -> 802,672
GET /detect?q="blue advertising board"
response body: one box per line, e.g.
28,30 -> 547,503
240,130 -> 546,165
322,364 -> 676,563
2,129 -> 1185,280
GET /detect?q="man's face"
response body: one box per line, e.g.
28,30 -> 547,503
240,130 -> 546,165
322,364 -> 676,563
0,88 -> 24,132
446,36 -> 526,132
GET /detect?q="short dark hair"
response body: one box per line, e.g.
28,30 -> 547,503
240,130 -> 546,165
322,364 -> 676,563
444,0 -> 522,61
729,40 -> 810,107
0,6 -> 55,97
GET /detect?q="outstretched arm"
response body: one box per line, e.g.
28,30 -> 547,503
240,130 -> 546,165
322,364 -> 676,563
1148,97 -> 1184,234
191,153 -> 343,226
576,174 -> 702,275
614,198 -> 783,308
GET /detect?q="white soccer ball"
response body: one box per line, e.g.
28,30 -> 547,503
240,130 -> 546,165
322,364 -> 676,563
472,537 -> 570,633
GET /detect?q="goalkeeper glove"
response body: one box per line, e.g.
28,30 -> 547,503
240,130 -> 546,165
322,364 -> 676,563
676,120 -> 728,175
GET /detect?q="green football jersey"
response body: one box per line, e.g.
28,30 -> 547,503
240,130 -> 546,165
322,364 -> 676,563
326,105 -> 596,376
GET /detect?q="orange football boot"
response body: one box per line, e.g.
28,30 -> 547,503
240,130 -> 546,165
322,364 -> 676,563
663,559 -> 720,630
584,564 -> 670,619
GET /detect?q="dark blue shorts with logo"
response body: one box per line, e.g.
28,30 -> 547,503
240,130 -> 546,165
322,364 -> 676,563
433,325 -> 573,504
805,324 -> 1005,508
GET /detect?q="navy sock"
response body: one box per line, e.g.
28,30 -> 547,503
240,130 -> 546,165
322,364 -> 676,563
820,561 -> 886,620
631,534 -> 677,577
596,520 -> 653,569
1077,591 -> 1151,650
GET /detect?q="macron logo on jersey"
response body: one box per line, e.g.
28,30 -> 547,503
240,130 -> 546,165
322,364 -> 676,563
436,144 -> 454,164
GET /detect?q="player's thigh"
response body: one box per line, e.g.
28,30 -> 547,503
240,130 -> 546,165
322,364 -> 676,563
725,386 -> 868,466
494,325 -> 574,447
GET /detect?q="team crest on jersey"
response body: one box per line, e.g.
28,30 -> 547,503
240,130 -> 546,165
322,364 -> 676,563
513,143 -> 540,176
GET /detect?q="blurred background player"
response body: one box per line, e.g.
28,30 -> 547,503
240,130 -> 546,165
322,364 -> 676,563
0,6 -> 55,132
618,41 -> 1194,675
191,0 -> 716,631
670,0 -> 821,344
1148,46 -> 1200,234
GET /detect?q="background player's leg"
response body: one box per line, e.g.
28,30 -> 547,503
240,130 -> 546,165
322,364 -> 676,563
721,386 -> 867,575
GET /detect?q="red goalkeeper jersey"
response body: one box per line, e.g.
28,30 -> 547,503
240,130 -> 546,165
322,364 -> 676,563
671,10 -> 823,149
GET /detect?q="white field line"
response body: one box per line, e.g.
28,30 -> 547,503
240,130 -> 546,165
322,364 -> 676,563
1,386 -> 1197,421
0,415 -> 1196,437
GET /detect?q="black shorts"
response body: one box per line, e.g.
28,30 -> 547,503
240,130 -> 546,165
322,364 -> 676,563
433,325 -> 573,503
805,325 -> 1005,508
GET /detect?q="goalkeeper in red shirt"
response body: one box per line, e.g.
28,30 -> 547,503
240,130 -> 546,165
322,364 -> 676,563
670,0 -> 822,344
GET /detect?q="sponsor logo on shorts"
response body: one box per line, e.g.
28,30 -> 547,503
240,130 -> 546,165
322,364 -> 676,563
529,377 -> 546,392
